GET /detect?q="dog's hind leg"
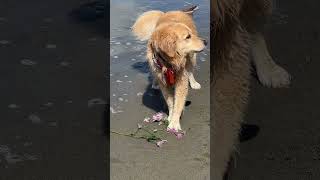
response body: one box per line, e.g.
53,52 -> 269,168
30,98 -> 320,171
251,32 -> 291,88
187,53 -> 201,89
151,78 -> 160,90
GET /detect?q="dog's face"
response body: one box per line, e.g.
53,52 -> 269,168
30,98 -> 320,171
151,23 -> 206,69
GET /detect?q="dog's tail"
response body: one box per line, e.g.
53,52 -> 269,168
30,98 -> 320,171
131,10 -> 164,41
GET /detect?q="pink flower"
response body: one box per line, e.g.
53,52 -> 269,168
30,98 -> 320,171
167,128 -> 186,140
152,112 -> 164,122
143,117 -> 150,123
156,140 -> 168,147
176,131 -> 186,140
166,127 -> 177,134
176,133 -> 184,140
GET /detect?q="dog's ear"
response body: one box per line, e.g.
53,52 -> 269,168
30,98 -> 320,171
181,5 -> 199,16
152,30 -> 177,58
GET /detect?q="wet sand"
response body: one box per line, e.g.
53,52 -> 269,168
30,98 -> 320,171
230,0 -> 320,179
0,0 -> 106,178
110,0 -> 210,179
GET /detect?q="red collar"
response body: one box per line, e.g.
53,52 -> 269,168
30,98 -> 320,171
153,53 -> 175,86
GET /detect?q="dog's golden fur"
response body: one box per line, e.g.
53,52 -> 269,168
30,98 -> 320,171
212,0 -> 290,179
132,8 -> 206,130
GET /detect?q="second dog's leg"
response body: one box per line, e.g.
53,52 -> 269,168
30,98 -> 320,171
187,53 -> 201,89
251,32 -> 291,88
167,71 -> 189,131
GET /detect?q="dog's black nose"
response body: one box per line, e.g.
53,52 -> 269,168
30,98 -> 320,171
203,39 -> 207,46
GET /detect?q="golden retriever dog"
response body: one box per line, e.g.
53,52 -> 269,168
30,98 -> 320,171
212,0 -> 290,179
131,6 -> 206,131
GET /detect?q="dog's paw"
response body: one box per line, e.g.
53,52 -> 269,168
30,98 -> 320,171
257,63 -> 291,88
190,81 -> 201,89
151,79 -> 160,90
151,83 -> 160,90
167,121 -> 181,131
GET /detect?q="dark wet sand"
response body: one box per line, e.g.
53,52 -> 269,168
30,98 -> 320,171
0,0 -> 106,179
230,0 -> 320,179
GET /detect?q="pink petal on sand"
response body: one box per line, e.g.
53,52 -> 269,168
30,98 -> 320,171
167,128 -> 186,140
166,127 -> 177,134
143,117 -> 150,123
156,140 -> 168,147
152,112 -> 164,122
176,133 -> 184,140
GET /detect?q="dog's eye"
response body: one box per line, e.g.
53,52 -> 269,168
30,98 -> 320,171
185,34 -> 191,39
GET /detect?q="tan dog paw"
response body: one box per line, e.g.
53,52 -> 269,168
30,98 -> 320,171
167,121 -> 182,131
257,62 -> 291,88
190,80 -> 201,89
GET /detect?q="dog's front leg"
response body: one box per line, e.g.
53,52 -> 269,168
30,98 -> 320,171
167,71 -> 189,131
158,83 -> 174,122
251,32 -> 291,88
187,53 -> 201,89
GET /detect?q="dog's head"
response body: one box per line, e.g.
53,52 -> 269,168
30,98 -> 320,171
150,23 -> 207,70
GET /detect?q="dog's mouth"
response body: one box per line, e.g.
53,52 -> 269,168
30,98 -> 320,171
194,49 -> 204,53
193,47 -> 205,53
192,40 -> 207,53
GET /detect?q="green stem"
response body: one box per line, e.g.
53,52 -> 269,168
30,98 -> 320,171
111,130 -> 149,140
156,129 -> 166,132
141,127 -> 155,135
111,126 -> 165,143
131,128 -> 140,136
110,130 -> 133,137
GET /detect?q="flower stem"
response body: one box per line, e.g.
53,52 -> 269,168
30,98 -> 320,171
110,130 -> 133,137
111,129 -> 153,140
140,128 -> 154,135
131,128 -> 140,136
